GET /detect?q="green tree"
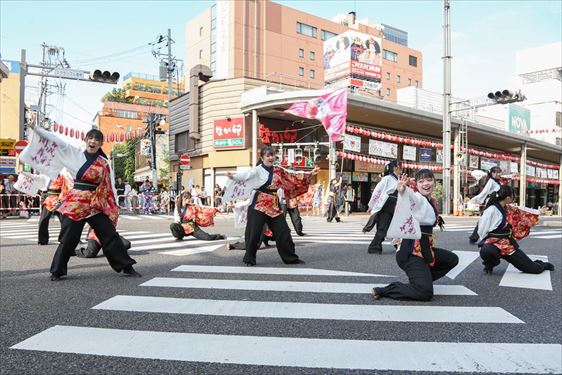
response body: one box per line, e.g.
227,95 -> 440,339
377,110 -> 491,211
112,143 -> 127,179
433,180 -> 443,212
159,148 -> 170,187
124,137 -> 138,185
100,88 -> 133,104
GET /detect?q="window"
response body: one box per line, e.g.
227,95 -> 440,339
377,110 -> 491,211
386,88 -> 391,96
309,69 -> 315,79
199,26 -> 204,36
409,55 -> 418,67
397,74 -> 401,83
298,48 -> 304,58
386,72 -> 391,80
408,78 -> 412,86
299,67 -> 304,76
383,50 -> 398,62
199,49 -> 203,59
415,80 -> 419,87
309,51 -> 315,60
321,29 -> 338,41
175,131 -> 188,152
296,22 -> 317,38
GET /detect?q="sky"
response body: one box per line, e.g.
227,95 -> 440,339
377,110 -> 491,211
1,0 -> 561,133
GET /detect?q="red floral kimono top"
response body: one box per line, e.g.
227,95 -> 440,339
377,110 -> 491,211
43,174 -> 72,212
180,204 -> 219,235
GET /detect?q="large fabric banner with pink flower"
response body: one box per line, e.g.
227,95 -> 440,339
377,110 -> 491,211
284,89 -> 348,141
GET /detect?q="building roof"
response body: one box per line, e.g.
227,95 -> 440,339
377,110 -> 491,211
0,60 -> 9,79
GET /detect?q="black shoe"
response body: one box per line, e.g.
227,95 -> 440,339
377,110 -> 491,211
244,261 -> 256,266
469,238 -> 478,245
297,232 -> 306,237
483,265 -> 494,274
50,274 -> 62,281
544,262 -> 555,271
287,259 -> 305,265
335,217 -> 341,222
368,248 -> 383,254
371,287 -> 382,300
38,241 -> 48,245
263,241 -> 270,247
123,265 -> 142,277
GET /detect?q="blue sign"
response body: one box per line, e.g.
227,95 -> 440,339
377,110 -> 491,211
1,60 -> 21,73
419,147 -> 433,162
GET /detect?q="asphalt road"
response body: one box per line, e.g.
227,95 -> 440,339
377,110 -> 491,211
1,212 -> 561,374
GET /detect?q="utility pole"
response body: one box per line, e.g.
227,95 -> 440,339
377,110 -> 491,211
144,113 -> 165,193
442,0 -> 452,215
167,28 -> 173,105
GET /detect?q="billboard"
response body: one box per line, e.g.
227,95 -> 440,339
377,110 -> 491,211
323,30 -> 382,91
213,117 -> 245,150
506,104 -> 530,133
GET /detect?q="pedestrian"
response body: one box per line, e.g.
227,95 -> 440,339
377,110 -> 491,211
371,170 -> 459,301
344,184 -> 355,215
0,180 -> 7,219
159,187 -> 170,215
226,146 -> 319,266
169,191 -> 226,241
326,177 -> 342,222
37,173 -> 71,245
363,160 -> 401,254
115,177 -> 125,208
214,184 -> 223,208
4,175 -> 16,215
26,120 -> 140,280
124,181 -> 132,211
477,185 -> 554,274
468,166 -> 502,244
312,182 -> 323,215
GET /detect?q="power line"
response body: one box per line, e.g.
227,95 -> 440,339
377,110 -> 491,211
71,44 -> 150,64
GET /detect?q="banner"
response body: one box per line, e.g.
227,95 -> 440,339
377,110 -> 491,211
526,165 -> 536,177
368,139 -> 397,158
419,148 -> 433,162
510,161 -> 519,174
469,155 -> 479,169
343,133 -> 361,153
480,157 -> 498,171
403,145 -> 416,161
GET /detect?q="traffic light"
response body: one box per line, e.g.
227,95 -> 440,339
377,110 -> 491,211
89,69 -> 120,84
275,147 -> 283,165
313,147 -> 322,163
487,89 -> 526,104
295,147 -> 303,164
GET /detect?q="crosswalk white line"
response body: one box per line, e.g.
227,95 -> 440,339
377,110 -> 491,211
159,244 -> 225,257
499,255 -> 553,290
94,295 -> 523,323
140,215 -> 166,220
118,215 -> 141,220
121,233 -> 170,240
532,234 -> 562,239
293,239 -> 388,245
171,265 -> 393,277
446,251 -> 480,279
12,326 -> 560,373
141,277 -> 477,296
129,236 -> 239,252
529,230 -> 562,235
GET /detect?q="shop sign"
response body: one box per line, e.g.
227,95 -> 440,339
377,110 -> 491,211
403,145 -> 416,161
419,147 -> 433,162
352,172 -> 369,182
214,117 -> 245,149
343,134 -> 361,153
536,167 -> 548,179
436,148 -> 443,163
469,155 -> 479,169
259,124 -> 297,144
368,139 -> 397,158
499,160 -> 510,174
510,161 -> 518,174
354,160 -> 385,173
341,171 -> 352,183
526,165 -> 535,177
552,170 -> 559,179
480,157 -> 498,171
0,139 -> 16,150
506,104 -> 530,134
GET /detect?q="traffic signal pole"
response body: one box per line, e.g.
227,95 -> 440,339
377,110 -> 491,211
442,0 -> 452,215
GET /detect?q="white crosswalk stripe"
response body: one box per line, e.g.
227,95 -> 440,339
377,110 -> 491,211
10,264 -> 561,373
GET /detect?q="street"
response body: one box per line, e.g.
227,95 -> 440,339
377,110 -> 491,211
1,213 -> 561,374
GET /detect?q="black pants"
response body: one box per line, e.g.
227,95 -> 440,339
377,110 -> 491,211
169,222 -> 224,241
480,244 -> 550,274
286,207 -> 303,235
38,207 -> 62,244
378,245 -> 459,301
230,224 -> 273,250
363,213 -> 378,232
327,198 -> 339,222
469,206 -> 485,242
244,208 -> 300,265
51,214 -> 136,277
77,237 -> 132,258
368,199 -> 396,253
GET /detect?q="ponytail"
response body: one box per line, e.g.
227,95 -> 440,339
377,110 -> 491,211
485,185 -> 513,209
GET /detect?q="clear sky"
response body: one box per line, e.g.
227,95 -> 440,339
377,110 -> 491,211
1,0 -> 560,132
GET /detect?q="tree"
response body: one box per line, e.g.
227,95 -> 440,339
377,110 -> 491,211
101,88 -> 133,104
112,143 -> 127,180
159,148 -> 170,187
124,137 -> 138,185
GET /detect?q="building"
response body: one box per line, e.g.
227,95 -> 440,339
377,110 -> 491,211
0,60 -> 22,141
185,0 -> 422,101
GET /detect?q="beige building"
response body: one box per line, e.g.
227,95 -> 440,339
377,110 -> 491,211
0,60 -> 21,141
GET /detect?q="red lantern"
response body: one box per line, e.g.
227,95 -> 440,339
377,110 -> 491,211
70,128 -> 74,137
58,125 -> 64,134
53,123 -> 59,132
81,131 -> 85,140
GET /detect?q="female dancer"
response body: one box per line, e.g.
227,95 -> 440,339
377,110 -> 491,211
478,185 -> 554,274
227,146 -> 318,266
371,170 -> 459,301
326,177 -> 342,222
26,121 -> 139,280
469,166 -> 502,244
363,160 -> 401,254
169,191 -> 226,241
37,173 -> 71,245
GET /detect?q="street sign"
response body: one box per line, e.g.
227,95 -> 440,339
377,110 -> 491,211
14,140 -> 28,155
180,154 -> 191,170
0,149 -> 15,156
0,139 -> 16,150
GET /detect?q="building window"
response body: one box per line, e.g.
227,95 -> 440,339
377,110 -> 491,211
382,23 -> 408,46
383,50 -> 398,62
296,22 -> 317,38
397,74 -> 401,83
409,55 -> 418,67
415,80 -> 419,87
408,78 -> 412,86
386,72 -> 391,80
199,50 -> 203,59
299,67 -> 305,76
386,88 -> 391,96
321,29 -> 338,41
199,26 -> 204,36
298,48 -> 304,58
309,69 -> 315,79
175,131 -> 188,152
309,51 -> 315,60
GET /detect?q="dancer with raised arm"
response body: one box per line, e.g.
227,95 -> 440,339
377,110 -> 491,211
169,191 -> 226,241
22,119 -> 139,280
478,185 -> 554,274
468,166 -> 502,244
225,146 -> 319,266
371,170 -> 459,301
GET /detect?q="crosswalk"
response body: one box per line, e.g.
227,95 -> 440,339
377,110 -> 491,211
11,264 -> 561,373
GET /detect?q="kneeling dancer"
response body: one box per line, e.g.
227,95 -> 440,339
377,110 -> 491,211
22,121 -> 139,280
372,170 -> 458,301
478,185 -> 554,274
169,191 -> 225,241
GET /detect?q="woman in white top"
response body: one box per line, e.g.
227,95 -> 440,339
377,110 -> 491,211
371,169 -> 459,301
478,185 -> 554,274
468,167 -> 502,243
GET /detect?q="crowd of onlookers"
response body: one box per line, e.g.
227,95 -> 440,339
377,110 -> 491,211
0,175 -> 41,219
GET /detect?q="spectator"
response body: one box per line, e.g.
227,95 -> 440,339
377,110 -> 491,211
4,175 -> 16,215
124,181 -> 132,210
115,177 -> 125,208
160,188 -> 170,215
214,184 -> 223,208
140,179 -> 152,193
191,184 -> 202,205
0,180 -> 6,219
129,188 -> 139,214
345,184 -> 355,216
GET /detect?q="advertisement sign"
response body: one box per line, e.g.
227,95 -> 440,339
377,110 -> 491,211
499,161 -> 510,174
352,172 -> 369,182
343,133 -> 361,153
368,139 -> 397,158
403,145 -> 416,161
355,160 -> 385,173
507,104 -> 530,133
526,165 -> 535,177
480,157 -> 498,171
419,148 -> 433,162
140,139 -> 152,156
469,155 -> 479,169
0,139 -> 16,150
323,30 -> 382,90
341,171 -> 352,183
510,161 -> 519,174
436,148 -> 443,163
536,167 -> 548,179
214,117 -> 245,150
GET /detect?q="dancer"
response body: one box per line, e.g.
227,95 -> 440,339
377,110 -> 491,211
364,160 -> 402,254
226,146 -> 319,266
227,224 -> 275,250
371,170 -> 459,301
24,120 -> 139,280
477,185 -> 554,274
37,173 -> 71,245
76,227 -> 131,258
326,177 -> 342,222
282,189 -> 305,236
169,191 -> 226,241
468,166 -> 502,244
